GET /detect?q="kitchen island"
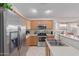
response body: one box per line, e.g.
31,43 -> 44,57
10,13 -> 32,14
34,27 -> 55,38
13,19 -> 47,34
59,34 -> 79,50
45,38 -> 79,56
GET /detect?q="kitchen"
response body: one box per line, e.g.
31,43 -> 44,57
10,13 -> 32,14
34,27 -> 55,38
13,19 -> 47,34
25,19 -> 79,56
1,3 -> 79,56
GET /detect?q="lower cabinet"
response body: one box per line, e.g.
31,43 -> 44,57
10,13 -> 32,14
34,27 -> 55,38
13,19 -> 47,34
26,36 -> 38,46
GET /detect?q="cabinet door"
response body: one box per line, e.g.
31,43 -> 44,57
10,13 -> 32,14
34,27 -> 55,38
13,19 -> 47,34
26,36 -> 31,45
30,36 -> 38,46
26,36 -> 38,46
29,42 -> 37,46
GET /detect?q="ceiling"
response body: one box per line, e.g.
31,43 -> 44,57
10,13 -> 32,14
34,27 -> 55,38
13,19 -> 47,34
12,3 -> 79,18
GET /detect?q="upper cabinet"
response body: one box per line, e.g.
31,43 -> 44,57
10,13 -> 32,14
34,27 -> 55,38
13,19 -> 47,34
23,18 -> 54,30
31,20 -> 53,30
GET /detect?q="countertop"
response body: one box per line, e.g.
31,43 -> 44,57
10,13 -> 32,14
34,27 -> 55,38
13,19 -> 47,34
45,39 -> 79,56
26,34 -> 37,39
59,34 -> 79,50
52,46 -> 79,56
26,34 -> 53,39
60,34 -> 79,41
26,34 -> 30,39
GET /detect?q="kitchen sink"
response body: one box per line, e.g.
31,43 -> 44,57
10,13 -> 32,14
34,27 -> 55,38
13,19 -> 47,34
48,40 -> 67,46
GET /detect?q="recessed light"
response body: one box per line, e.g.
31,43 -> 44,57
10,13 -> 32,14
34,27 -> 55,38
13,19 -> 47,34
31,8 -> 37,13
45,10 -> 52,14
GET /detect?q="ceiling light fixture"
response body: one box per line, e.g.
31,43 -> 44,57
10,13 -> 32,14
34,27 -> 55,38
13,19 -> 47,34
45,10 -> 52,14
31,8 -> 37,13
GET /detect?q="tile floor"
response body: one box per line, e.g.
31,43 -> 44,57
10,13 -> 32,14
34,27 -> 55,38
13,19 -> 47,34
10,45 -> 45,56
26,46 -> 45,56
10,45 -> 29,56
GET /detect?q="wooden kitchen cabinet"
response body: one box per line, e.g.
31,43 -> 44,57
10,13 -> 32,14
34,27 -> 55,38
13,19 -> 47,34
26,36 -> 38,46
31,20 -> 53,29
